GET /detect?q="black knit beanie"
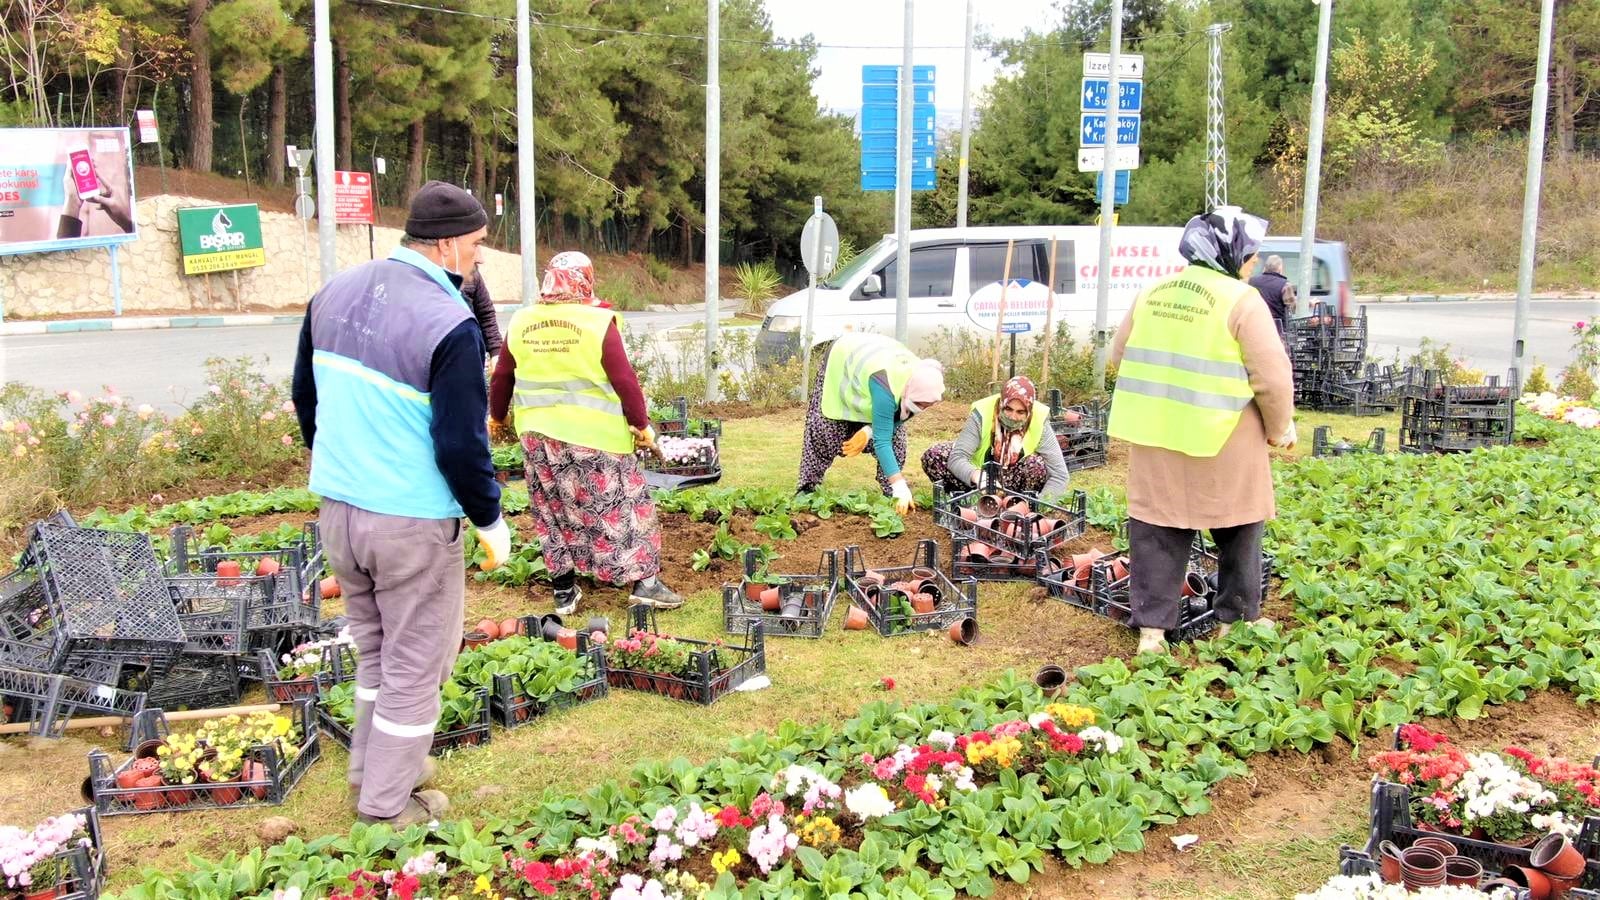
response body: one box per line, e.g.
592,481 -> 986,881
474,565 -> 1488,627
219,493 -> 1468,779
405,180 -> 488,239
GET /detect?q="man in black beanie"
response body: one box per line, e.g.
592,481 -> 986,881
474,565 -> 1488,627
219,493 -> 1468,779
290,180 -> 512,826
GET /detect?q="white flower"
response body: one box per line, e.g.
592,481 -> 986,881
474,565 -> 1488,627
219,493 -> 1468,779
1077,726 -> 1125,755
843,783 -> 896,820
1295,872 -> 1514,900
1027,712 -> 1052,728
137,403 -> 155,421
926,730 -> 957,750
576,835 -> 620,861
272,889 -> 302,900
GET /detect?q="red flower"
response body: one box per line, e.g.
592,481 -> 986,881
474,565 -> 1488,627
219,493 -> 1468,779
716,804 -> 743,828
879,677 -> 896,691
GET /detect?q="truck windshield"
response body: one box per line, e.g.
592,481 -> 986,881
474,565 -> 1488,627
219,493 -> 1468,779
820,237 -> 889,289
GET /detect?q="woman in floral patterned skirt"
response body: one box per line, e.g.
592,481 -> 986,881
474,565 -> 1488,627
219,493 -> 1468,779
489,251 -> 682,615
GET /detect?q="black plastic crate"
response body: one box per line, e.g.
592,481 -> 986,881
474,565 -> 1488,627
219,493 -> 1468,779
1312,426 -> 1386,458
318,685 -> 493,756
1035,549 -> 1128,616
722,548 -> 840,639
165,524 -> 323,633
18,524 -> 186,670
14,806 -> 108,900
843,541 -> 979,637
85,699 -> 321,816
1047,390 -> 1108,433
143,655 -> 243,711
258,640 -> 357,703
0,566 -> 64,672
489,644 -> 607,728
950,534 -> 1043,582
1362,779 -> 1600,890
1,665 -> 147,739
651,397 -> 724,438
607,605 -> 765,705
933,487 -> 1088,561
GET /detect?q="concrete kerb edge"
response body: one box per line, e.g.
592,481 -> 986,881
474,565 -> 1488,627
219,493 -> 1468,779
1358,293 -> 1597,304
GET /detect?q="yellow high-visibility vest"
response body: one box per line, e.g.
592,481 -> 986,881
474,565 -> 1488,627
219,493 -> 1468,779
820,333 -> 919,423
1108,265 -> 1255,457
972,395 -> 1049,465
505,303 -> 633,455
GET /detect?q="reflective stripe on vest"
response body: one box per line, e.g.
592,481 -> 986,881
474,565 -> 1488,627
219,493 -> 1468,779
1107,265 -> 1255,458
819,333 -> 919,423
972,396 -> 1050,466
505,303 -> 634,454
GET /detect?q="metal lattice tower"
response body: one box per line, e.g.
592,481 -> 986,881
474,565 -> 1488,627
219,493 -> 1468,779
1205,23 -> 1233,210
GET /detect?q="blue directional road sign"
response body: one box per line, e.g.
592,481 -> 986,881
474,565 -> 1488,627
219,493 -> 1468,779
1079,78 -> 1143,113
859,64 -> 937,192
1096,170 -> 1130,205
1078,113 -> 1141,148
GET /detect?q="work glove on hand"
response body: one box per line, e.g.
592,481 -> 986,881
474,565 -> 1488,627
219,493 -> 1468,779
631,425 -> 660,456
841,426 -> 872,458
1269,421 -> 1298,451
488,417 -> 517,446
888,474 -> 916,516
476,518 -> 512,571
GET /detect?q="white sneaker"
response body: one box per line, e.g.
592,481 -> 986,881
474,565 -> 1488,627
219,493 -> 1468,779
553,586 -> 581,616
1136,627 -> 1167,654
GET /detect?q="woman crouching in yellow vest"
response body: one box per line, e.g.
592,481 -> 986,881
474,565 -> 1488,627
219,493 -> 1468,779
1107,207 -> 1297,655
920,375 -> 1070,498
796,333 -> 945,515
488,251 -> 682,615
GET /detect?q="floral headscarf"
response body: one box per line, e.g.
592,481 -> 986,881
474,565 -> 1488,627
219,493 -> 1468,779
991,376 -> 1037,468
1177,206 -> 1269,279
539,250 -> 609,307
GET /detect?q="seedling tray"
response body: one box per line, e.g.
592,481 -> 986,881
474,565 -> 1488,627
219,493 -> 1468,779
86,699 -> 321,816
1363,779 -> 1600,889
607,604 -> 765,705
165,524 -> 323,633
722,548 -> 840,639
651,397 -> 724,438
19,524 -> 187,670
933,487 -> 1088,560
489,644 -> 608,728
258,643 -> 357,703
843,541 -> 979,637
319,686 -> 493,756
20,806 -> 107,900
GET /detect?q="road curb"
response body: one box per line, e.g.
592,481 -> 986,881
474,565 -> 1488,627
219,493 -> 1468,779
1358,293 -> 1596,304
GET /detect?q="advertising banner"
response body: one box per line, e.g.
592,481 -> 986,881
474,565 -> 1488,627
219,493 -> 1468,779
333,170 -> 374,224
0,127 -> 138,256
176,204 -> 266,275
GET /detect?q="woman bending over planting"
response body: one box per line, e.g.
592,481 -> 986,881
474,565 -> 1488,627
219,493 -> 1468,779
488,251 -> 682,615
920,375 -> 1069,498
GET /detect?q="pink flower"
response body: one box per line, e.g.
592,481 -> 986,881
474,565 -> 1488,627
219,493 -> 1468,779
14,420 -> 30,435
281,434 -> 294,446
1576,321 -> 1588,331
100,413 -> 117,427
281,400 -> 296,413
261,411 -> 277,422
66,389 -> 83,404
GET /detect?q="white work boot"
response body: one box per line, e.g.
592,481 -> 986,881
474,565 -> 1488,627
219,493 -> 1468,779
1216,617 -> 1275,639
1136,628 -> 1167,655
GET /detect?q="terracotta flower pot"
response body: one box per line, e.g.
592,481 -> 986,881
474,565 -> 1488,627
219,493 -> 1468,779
1033,664 -> 1068,698
1006,499 -> 1030,516
1506,865 -> 1553,900
1412,837 -> 1457,859
1444,856 -> 1482,888
1378,841 -> 1403,884
759,587 -> 782,612
243,759 -> 270,800
25,886 -> 64,900
1110,556 -> 1130,581
977,494 -> 1003,517
207,778 -> 243,806
500,617 -> 521,638
910,593 -> 936,616
1181,571 -> 1211,599
996,512 -> 1028,542
1545,873 -> 1581,898
1071,549 -> 1106,587
556,628 -> 579,651
963,542 -> 993,564
1035,517 -> 1059,539
1400,847 -> 1447,891
115,769 -> 143,790
475,618 -> 501,640
959,507 -> 980,524
132,774 -> 167,811
948,617 -> 979,646
463,630 -> 492,650
166,785 -> 195,806
860,570 -> 886,587
744,581 -> 767,602
1533,833 -> 1587,879
910,567 -> 938,582
844,606 -> 870,630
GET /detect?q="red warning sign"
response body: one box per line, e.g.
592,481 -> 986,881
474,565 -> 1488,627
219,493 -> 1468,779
333,170 -> 374,224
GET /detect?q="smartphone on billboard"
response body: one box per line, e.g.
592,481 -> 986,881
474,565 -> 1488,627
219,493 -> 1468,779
68,149 -> 100,199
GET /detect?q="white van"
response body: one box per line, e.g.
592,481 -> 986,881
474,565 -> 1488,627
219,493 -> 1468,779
755,224 -> 1188,363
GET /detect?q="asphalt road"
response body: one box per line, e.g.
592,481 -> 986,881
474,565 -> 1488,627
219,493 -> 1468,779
1360,298 -> 1592,377
0,306 -> 736,413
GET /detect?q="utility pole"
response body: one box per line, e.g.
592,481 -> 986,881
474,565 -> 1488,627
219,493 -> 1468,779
893,0 -> 914,345
515,0 -> 536,303
1204,22 -> 1232,211
1090,0 -> 1123,392
705,0 -> 722,400
1513,0 -> 1556,385
956,0 -> 974,229
1296,0 -> 1334,317
313,0 -> 336,284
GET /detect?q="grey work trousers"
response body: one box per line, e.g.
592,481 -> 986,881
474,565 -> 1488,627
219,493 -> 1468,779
321,499 -> 465,819
1127,518 -> 1264,632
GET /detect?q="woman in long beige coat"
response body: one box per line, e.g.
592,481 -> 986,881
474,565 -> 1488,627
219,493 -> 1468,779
1108,208 -> 1296,654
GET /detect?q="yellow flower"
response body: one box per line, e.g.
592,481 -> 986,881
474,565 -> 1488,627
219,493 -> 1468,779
1046,703 -> 1099,729
711,848 -> 741,874
473,874 -> 493,896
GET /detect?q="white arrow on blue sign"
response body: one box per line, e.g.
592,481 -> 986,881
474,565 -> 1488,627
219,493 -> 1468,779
1080,78 -> 1143,113
1079,113 -> 1141,148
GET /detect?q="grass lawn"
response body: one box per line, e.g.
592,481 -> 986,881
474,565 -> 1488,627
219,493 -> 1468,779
0,402 -> 1434,896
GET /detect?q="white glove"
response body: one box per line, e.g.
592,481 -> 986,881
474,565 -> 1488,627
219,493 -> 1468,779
888,475 -> 915,516
476,518 -> 512,571
1270,421 -> 1298,450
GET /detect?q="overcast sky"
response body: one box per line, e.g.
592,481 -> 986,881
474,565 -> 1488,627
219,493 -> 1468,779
764,0 -> 1065,113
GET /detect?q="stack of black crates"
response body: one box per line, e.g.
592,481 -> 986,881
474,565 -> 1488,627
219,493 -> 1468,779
1284,306 -> 1408,414
1399,368 -> 1518,453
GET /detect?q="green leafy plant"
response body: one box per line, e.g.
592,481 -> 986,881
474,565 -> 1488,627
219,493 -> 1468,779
733,260 -> 785,315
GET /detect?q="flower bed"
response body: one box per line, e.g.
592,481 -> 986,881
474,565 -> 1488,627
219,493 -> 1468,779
607,605 -> 765,705
85,702 -> 319,816
721,548 -> 840,639
1522,393 -> 1600,429
0,808 -> 105,900
318,681 -> 492,756
842,540 -> 979,637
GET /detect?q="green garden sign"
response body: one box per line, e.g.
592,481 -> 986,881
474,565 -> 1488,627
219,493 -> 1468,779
176,203 -> 266,275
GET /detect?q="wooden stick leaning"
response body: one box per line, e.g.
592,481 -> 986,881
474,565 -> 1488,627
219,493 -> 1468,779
989,239 -> 1016,383
1041,235 -> 1060,386
0,703 -> 283,736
